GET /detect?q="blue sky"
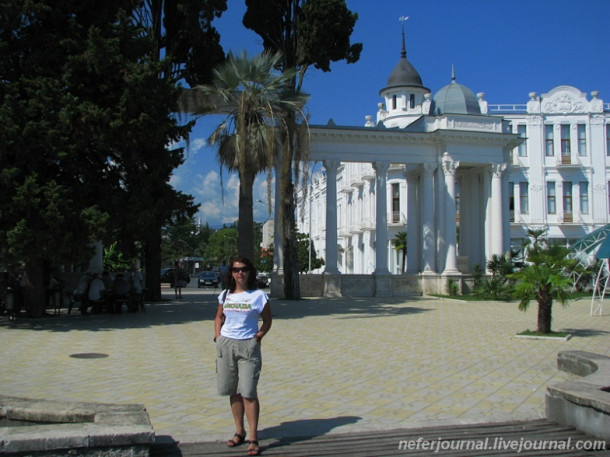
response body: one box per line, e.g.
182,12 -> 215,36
170,0 -> 610,228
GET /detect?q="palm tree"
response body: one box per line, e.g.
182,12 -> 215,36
194,51 -> 307,260
393,231 -> 407,273
508,244 -> 576,334
525,227 -> 548,251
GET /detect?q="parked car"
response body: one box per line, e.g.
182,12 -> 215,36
256,272 -> 270,288
198,271 -> 219,288
160,268 -> 175,286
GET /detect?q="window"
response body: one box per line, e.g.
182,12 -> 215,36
509,182 -> 515,221
455,180 -> 461,221
409,94 -> 415,109
519,182 -> 529,214
545,125 -> 554,156
392,183 -> 400,223
577,124 -> 586,156
547,181 -> 556,214
561,125 -> 571,154
517,125 -> 527,157
392,95 -> 397,110
579,181 -> 589,214
563,182 -> 573,221
560,125 -> 571,164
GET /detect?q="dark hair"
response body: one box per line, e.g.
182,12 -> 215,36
228,256 -> 257,292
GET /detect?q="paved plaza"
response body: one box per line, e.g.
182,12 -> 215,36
1,286 -> 609,445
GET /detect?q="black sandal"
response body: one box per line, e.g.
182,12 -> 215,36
227,433 -> 246,448
247,440 -> 260,456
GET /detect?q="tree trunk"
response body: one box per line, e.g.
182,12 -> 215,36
282,192 -> 300,299
144,229 -> 162,301
23,259 -> 46,317
280,129 -> 301,299
537,296 -> 553,334
238,171 -> 255,261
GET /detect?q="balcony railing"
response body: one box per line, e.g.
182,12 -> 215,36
389,211 -> 406,225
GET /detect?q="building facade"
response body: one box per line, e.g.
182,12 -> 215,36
294,37 -> 610,292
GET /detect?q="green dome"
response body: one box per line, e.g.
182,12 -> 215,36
433,69 -> 481,115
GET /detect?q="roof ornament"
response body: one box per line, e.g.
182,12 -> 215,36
399,16 -> 409,59
451,65 -> 456,83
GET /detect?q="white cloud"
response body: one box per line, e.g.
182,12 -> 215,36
195,171 -> 239,227
169,172 -> 182,188
188,137 -> 207,155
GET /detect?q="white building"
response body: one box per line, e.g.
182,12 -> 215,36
293,33 -> 610,296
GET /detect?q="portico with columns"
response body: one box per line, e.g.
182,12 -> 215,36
286,31 -> 521,296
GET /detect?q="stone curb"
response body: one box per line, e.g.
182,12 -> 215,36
546,351 -> 610,443
0,395 -> 154,455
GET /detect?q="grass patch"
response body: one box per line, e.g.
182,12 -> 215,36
429,294 -> 512,302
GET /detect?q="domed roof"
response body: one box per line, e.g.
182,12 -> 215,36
432,68 -> 481,115
380,29 -> 428,92
386,57 -> 424,89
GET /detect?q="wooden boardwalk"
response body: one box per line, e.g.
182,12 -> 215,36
151,419 -> 610,456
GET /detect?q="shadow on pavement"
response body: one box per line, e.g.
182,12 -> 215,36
260,415 -> 362,440
0,291 -> 434,332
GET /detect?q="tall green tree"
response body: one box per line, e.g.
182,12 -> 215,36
195,51 -> 307,261
509,244 -> 575,334
161,216 -> 211,263
243,0 -> 362,299
129,0 -> 227,300
296,232 -> 325,273
133,0 -> 227,86
0,0 -> 155,316
203,227 -> 238,264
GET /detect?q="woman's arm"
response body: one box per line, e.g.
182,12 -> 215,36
214,304 -> 224,341
254,302 -> 272,342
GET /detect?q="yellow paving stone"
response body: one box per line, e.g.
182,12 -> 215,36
2,290 -> 609,443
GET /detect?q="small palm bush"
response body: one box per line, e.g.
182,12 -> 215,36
508,244 -> 575,334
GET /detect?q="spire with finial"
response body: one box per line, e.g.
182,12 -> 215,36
451,65 -> 456,83
399,16 -> 409,59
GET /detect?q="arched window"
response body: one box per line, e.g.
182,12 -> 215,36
392,95 -> 397,110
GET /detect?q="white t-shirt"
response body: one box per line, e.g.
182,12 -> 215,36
88,278 -> 105,301
219,289 -> 268,340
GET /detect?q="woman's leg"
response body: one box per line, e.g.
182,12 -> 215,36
244,396 -> 260,452
230,394 -> 246,436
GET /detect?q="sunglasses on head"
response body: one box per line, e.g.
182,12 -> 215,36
232,266 -> 250,273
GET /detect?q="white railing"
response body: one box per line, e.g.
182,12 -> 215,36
389,211 -> 406,225
489,103 -> 610,113
488,104 -> 527,113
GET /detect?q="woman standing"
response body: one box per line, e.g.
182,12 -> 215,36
214,256 -> 272,456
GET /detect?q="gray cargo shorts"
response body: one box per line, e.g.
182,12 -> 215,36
216,335 -> 262,398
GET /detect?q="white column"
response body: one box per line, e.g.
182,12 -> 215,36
273,158 -> 283,272
442,153 -> 460,274
491,163 -> 507,256
373,161 -> 390,275
405,166 -> 419,273
323,160 -> 340,274
422,163 -> 437,273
